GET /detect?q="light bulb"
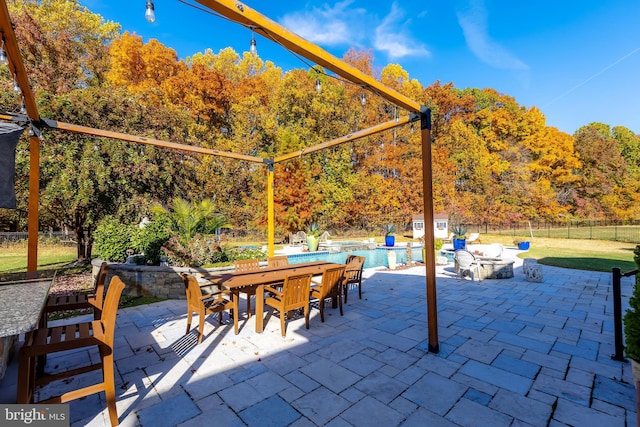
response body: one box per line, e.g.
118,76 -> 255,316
360,92 -> 366,106
20,102 -> 26,115
250,36 -> 257,55
145,0 -> 155,23
0,41 -> 7,66
13,78 -> 20,93
315,79 -> 322,93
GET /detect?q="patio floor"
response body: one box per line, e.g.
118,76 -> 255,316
1,252 -> 637,426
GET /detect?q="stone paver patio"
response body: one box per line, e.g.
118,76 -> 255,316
1,251 -> 637,426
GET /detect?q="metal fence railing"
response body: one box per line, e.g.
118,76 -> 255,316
0,231 -> 77,246
463,220 -> 640,244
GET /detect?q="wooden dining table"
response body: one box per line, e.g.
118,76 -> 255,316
203,261 -> 344,333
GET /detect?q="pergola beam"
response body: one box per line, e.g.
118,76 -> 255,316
274,116 -> 412,164
39,117 -> 266,164
195,0 -> 421,113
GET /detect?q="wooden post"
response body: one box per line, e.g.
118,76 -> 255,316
27,133 -> 40,275
267,162 -> 275,257
420,107 -> 439,353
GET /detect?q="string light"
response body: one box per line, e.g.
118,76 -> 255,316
13,76 -> 20,93
145,0 -> 155,23
360,92 -> 366,106
315,79 -> 322,93
249,26 -> 257,55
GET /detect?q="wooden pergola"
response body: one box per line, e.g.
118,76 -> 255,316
0,0 -> 440,352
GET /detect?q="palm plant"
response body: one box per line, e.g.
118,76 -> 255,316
151,198 -> 230,243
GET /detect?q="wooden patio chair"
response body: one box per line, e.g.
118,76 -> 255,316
40,261 -> 110,328
268,256 -> 289,268
310,265 -> 346,322
264,273 -> 313,336
343,255 -> 365,303
182,273 -> 238,343
233,259 -> 261,317
17,275 -> 126,427
454,250 -> 482,281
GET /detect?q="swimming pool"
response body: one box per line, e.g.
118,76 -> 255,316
287,246 -> 425,269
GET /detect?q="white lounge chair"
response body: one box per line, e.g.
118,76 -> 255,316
467,233 -> 480,244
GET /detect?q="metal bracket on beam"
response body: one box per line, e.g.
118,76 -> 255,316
263,158 -> 274,171
420,105 -> 431,131
29,122 -> 42,138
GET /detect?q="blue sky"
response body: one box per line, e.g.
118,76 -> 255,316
84,0 -> 640,135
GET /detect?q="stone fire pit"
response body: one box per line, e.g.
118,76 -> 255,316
477,257 -> 515,279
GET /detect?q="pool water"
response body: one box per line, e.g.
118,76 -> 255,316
287,247 -> 425,269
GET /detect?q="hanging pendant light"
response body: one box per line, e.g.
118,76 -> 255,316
145,0 -> 155,23
360,92 -> 366,106
12,76 -> 20,93
315,79 -> 322,93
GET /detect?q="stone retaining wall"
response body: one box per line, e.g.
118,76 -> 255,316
92,260 -> 233,300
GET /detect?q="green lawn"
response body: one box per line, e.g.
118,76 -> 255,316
479,235 -> 637,272
0,244 -> 77,274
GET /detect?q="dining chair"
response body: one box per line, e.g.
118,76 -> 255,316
182,273 -> 238,343
264,273 -> 313,336
17,275 -> 126,427
40,261 -> 110,328
233,259 -> 261,317
310,265 -> 346,322
454,250 -> 482,281
343,255 -> 365,303
267,256 -> 289,268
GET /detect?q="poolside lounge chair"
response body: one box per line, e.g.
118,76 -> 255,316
289,231 -> 307,246
467,233 -> 481,244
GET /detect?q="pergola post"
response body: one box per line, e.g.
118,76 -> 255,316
267,161 -> 275,257
26,133 -> 40,274
420,107 -> 439,353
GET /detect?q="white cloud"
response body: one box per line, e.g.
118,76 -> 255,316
374,3 -> 431,60
279,0 -> 366,46
279,1 -> 429,60
456,0 -> 528,70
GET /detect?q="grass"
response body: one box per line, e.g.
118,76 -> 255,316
0,243 -> 77,273
478,235 -> 638,272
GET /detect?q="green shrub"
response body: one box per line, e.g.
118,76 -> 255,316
131,217 -> 171,265
93,216 -> 135,262
434,238 -> 444,251
623,245 -> 640,361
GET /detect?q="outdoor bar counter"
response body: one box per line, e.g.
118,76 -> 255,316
0,277 -> 53,380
